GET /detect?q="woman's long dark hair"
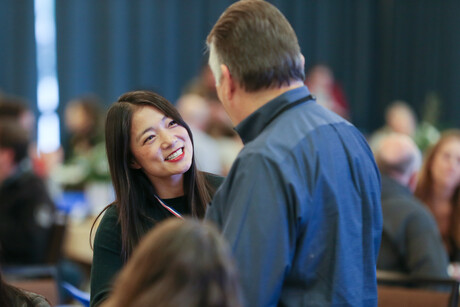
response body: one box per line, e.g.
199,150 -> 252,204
92,90 -> 213,262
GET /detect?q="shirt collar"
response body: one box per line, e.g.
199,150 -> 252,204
235,86 -> 312,144
381,175 -> 412,197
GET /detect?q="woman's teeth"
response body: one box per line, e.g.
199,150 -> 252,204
166,148 -> 183,160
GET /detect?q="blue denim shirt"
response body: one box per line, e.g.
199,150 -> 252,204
206,86 -> 382,307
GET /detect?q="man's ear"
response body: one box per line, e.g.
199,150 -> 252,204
220,64 -> 236,102
408,171 -> 418,192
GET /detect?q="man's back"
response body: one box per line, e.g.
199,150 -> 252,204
207,86 -> 382,306
378,175 -> 449,278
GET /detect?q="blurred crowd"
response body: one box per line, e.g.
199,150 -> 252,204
0,58 -> 459,305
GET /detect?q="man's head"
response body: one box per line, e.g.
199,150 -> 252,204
0,120 -> 30,184
176,94 -> 211,131
0,96 -> 35,137
374,133 -> 421,191
207,0 -> 305,92
385,101 -> 417,137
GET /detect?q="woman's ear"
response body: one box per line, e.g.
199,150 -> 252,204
130,159 -> 141,169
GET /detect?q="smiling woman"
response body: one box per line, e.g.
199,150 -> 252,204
89,90 -> 224,307
129,105 -> 193,196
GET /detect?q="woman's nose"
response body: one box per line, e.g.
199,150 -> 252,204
160,132 -> 177,149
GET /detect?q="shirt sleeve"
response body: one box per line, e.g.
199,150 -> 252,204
90,206 -> 123,307
206,153 -> 298,307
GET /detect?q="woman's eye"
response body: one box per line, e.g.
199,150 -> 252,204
168,120 -> 178,127
144,135 -> 155,144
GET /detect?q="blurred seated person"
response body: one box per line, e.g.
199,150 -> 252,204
369,101 -> 417,151
305,64 -> 349,119
0,120 -> 55,264
176,93 -> 222,174
63,95 -> 104,162
101,218 -> 242,307
0,96 -> 35,136
52,95 -> 108,190
0,262 -> 50,306
374,133 -> 449,279
415,130 -> 460,262
0,95 -> 50,178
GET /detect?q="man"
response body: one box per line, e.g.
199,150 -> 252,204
205,1 -> 382,306
374,133 -> 449,278
0,119 -> 55,264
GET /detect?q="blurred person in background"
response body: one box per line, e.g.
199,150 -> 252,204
374,133 -> 449,279
0,96 -> 35,136
51,95 -> 109,191
101,218 -> 242,307
0,95 -> 50,178
183,60 -> 243,175
0,95 -> 85,303
90,90 -> 223,307
369,100 -> 417,151
176,93 -> 223,175
0,120 -> 55,265
415,130 -> 460,262
63,95 -> 104,162
304,63 -> 350,119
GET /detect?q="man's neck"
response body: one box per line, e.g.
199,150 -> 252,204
233,81 -> 304,125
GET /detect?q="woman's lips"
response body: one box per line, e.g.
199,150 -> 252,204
165,147 -> 184,162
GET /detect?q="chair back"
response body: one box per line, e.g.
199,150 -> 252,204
377,270 -> 460,307
45,213 -> 68,264
4,266 -> 59,306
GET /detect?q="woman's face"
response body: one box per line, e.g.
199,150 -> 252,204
431,138 -> 460,192
129,106 -> 193,186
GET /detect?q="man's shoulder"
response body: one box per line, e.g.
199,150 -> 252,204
248,112 -> 367,160
381,180 -> 422,211
94,205 -> 122,248
7,170 -> 44,188
382,191 -> 434,225
203,172 -> 225,189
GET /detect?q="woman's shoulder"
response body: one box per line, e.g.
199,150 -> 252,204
94,204 -> 122,250
203,172 -> 225,190
96,204 -> 121,235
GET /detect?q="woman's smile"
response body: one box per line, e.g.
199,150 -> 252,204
165,147 -> 185,162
